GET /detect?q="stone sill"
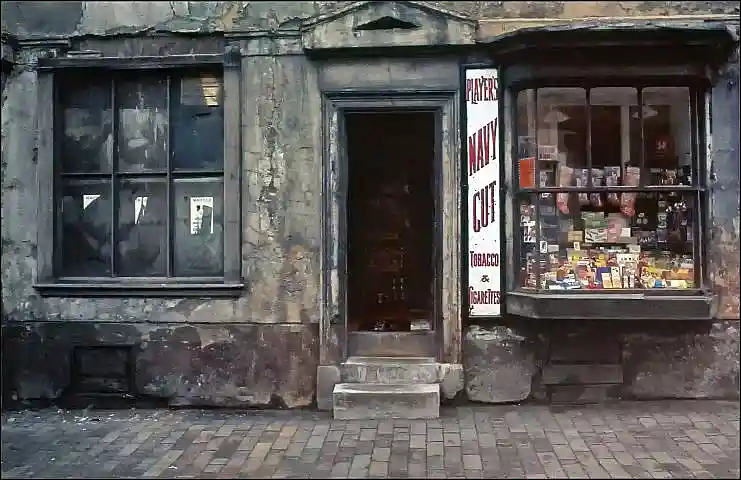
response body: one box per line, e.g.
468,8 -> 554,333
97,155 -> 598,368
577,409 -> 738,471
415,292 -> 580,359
34,282 -> 245,298
505,290 -> 716,320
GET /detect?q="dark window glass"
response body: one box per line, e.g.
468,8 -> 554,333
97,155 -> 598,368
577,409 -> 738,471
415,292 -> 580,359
172,74 -> 224,171
116,180 -> 167,277
60,78 -> 112,173
56,71 -> 225,280
60,181 -> 112,276
173,180 -> 224,276
116,76 -> 168,172
641,87 -> 692,186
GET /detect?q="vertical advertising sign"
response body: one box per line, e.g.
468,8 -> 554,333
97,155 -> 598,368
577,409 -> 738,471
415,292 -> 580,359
465,68 -> 502,317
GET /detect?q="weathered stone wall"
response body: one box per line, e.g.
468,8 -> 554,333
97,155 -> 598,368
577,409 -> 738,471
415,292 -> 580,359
1,2 -> 328,408
2,2 -> 740,39
1,1 -> 739,408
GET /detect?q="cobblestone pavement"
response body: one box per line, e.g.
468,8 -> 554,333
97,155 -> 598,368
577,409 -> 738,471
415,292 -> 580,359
2,401 -> 739,479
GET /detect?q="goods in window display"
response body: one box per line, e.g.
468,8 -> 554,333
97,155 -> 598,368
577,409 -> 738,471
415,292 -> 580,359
519,173 -> 695,291
620,166 -> 641,216
606,214 -> 630,243
590,168 -> 605,208
556,164 -> 572,214
575,168 -> 590,206
604,166 -> 621,206
519,157 -> 536,188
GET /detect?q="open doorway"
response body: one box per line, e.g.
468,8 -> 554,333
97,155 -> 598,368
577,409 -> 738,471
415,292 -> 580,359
345,111 -> 436,333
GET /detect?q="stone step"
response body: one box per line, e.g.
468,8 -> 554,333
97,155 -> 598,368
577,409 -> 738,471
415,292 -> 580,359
341,356 -> 439,384
347,332 -> 436,357
332,383 -> 440,420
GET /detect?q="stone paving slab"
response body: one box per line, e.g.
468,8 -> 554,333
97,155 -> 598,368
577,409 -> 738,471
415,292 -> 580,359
1,401 -> 738,479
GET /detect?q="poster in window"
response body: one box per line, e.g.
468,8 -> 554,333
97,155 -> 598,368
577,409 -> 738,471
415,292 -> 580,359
465,68 -> 502,317
190,196 -> 214,235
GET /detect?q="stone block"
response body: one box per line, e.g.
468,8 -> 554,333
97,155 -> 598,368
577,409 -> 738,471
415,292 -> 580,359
542,364 -> 623,385
316,364 -> 341,411
338,357 -> 463,400
347,332 -> 436,357
621,321 -> 740,399
550,384 -> 621,404
332,383 -> 440,420
549,331 -> 621,363
341,356 -> 438,384
438,362 -> 464,400
463,325 -> 538,403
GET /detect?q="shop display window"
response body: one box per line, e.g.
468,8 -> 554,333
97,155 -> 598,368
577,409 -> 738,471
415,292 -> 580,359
515,85 -> 703,292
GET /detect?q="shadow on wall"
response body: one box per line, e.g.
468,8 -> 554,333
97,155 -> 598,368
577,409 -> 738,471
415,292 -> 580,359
1,322 -> 320,411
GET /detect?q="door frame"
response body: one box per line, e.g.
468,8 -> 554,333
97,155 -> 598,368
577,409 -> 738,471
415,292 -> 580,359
319,91 -> 462,364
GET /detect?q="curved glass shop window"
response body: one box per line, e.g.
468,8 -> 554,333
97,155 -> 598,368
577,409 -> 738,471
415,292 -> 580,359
515,85 -> 704,292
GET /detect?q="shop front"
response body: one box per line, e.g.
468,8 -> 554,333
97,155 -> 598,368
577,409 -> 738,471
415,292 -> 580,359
313,8 -> 739,412
1,1 -> 738,414
458,24 -> 739,405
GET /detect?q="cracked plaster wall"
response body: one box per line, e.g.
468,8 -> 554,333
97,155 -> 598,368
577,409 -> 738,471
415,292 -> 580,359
1,1 -> 739,407
2,2 -> 741,39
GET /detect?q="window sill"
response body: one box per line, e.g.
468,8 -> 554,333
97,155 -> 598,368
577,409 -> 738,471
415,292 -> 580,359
505,290 -> 716,320
34,282 -> 245,298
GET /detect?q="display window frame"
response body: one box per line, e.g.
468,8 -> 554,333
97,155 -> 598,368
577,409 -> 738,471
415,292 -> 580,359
491,41 -> 732,320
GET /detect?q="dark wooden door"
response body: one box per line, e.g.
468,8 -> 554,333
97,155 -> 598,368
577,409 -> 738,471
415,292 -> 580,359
346,112 -> 434,331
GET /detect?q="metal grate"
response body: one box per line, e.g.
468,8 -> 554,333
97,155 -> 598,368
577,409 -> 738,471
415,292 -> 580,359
70,345 -> 134,395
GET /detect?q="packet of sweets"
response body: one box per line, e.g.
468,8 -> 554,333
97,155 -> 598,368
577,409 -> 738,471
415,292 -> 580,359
556,164 -> 572,214
604,166 -> 621,206
590,168 -> 604,208
575,168 -> 589,206
621,166 -> 640,217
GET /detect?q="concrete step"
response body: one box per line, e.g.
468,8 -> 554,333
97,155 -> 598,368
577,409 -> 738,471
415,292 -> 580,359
332,383 -> 440,420
347,332 -> 436,357
341,356 -> 440,384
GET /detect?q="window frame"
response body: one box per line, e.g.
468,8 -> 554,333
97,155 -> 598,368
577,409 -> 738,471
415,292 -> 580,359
500,62 -> 716,320
34,52 -> 244,297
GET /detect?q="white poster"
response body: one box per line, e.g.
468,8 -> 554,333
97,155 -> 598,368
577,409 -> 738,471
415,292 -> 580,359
190,196 -> 214,235
465,68 -> 502,317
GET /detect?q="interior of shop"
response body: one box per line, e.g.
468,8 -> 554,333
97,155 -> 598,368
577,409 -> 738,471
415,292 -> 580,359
345,111 -> 436,332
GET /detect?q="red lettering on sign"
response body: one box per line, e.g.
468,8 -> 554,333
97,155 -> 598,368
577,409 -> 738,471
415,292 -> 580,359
466,76 -> 499,104
468,287 -> 501,305
471,180 -> 497,233
468,118 -> 497,176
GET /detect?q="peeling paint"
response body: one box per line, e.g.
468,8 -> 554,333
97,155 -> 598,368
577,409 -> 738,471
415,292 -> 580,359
1,0 -> 739,408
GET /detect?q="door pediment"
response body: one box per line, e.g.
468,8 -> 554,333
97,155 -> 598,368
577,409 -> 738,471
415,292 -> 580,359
301,1 -> 477,51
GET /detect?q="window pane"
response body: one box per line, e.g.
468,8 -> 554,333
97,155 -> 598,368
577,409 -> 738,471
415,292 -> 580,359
173,180 -> 224,276
642,87 -> 693,185
116,77 -> 168,172
172,74 -> 224,171
516,90 -> 536,188
116,180 -> 167,276
517,194 -> 538,289
589,88 -> 640,189
536,88 -> 587,189
60,180 -> 112,276
60,77 -> 112,173
520,190 -> 697,291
